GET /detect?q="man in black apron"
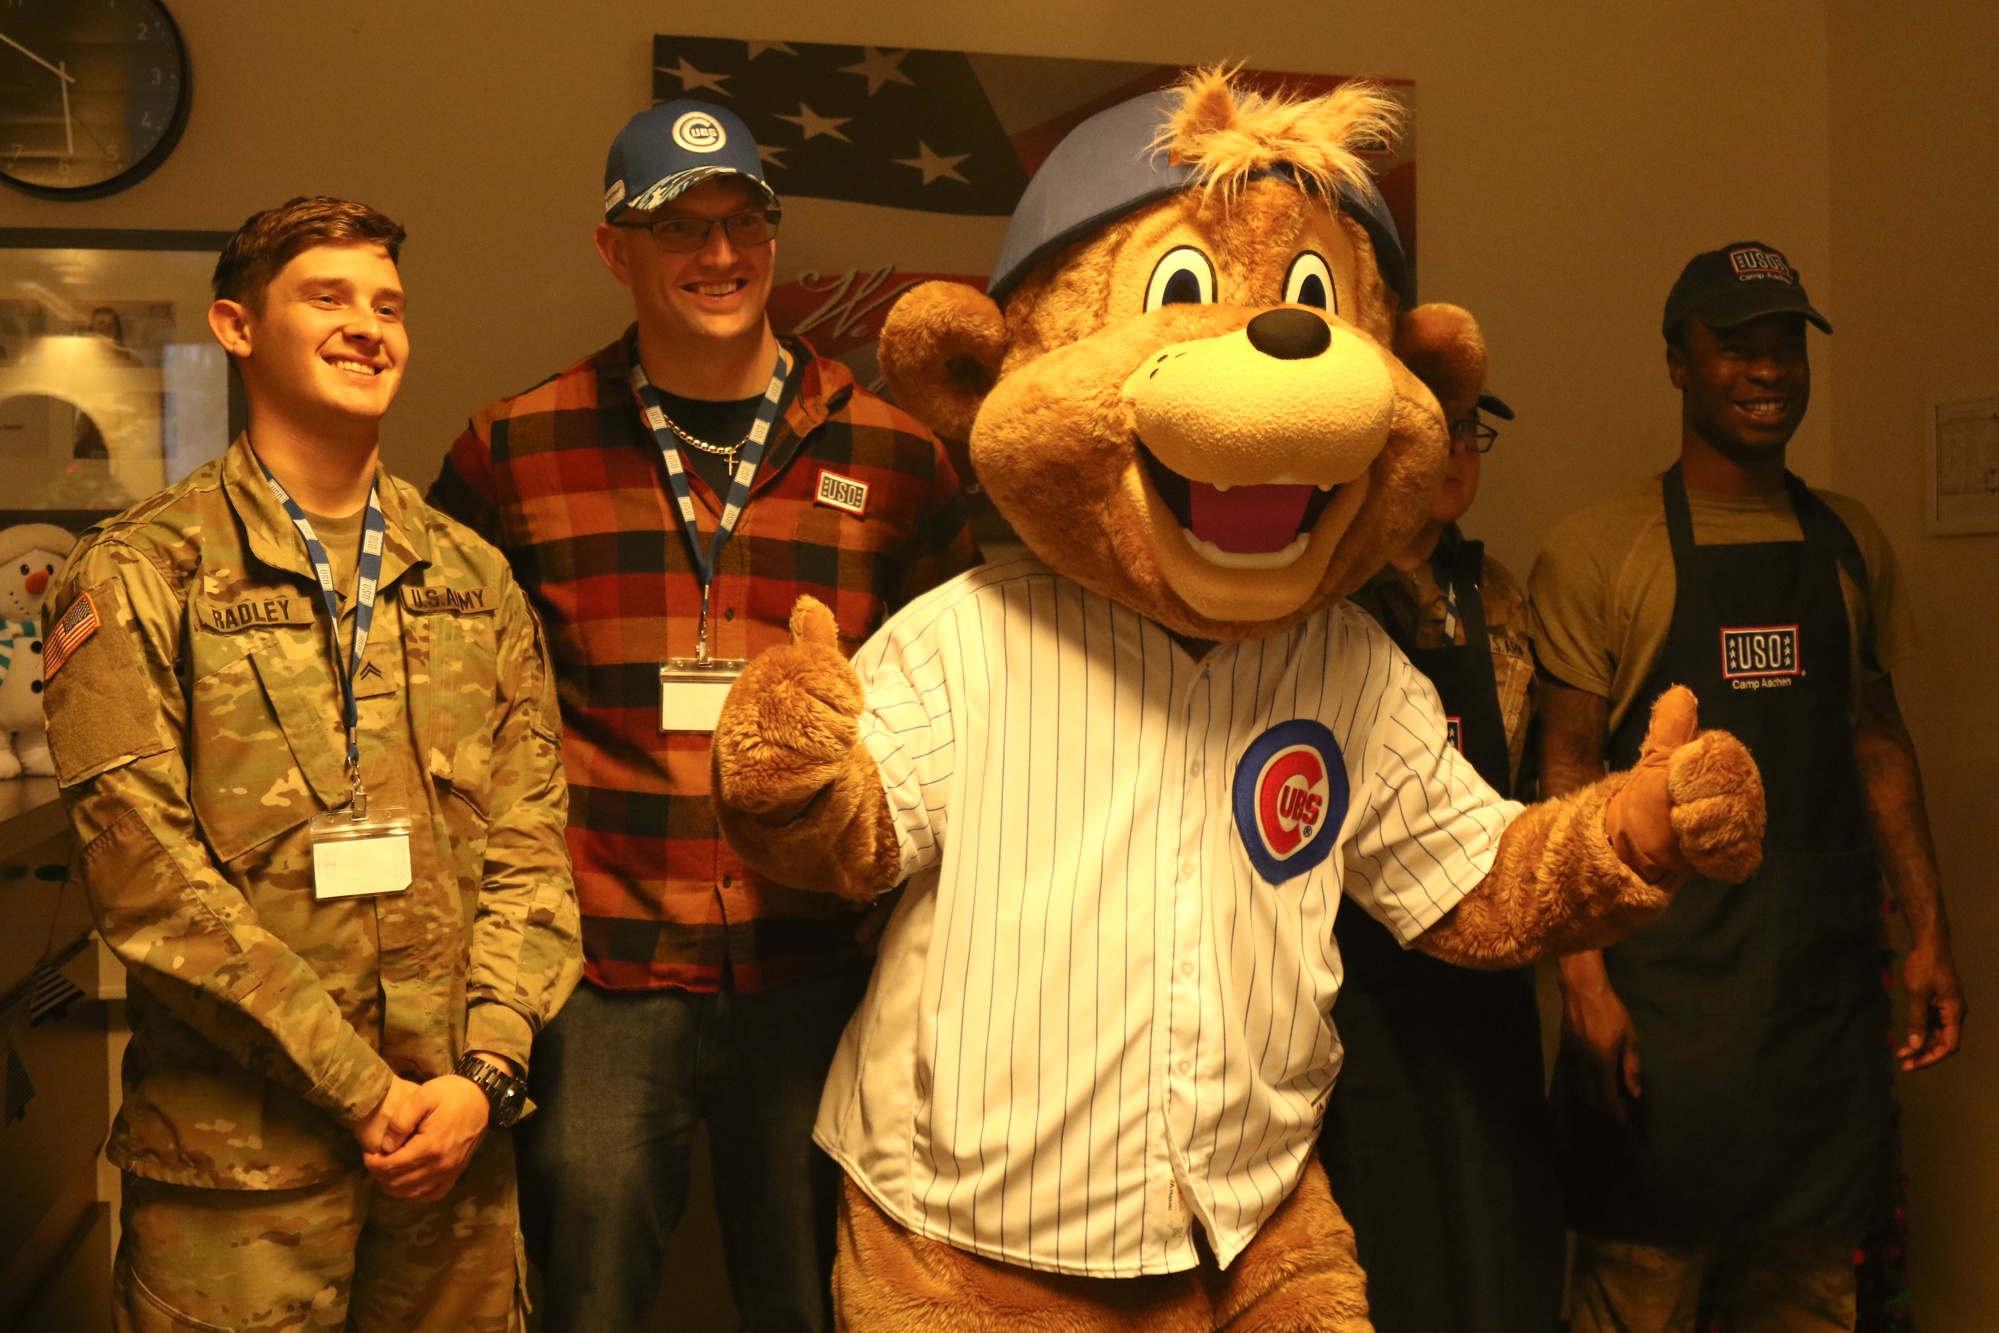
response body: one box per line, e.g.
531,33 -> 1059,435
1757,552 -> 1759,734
1527,244 -> 1966,1332
1320,389 -> 1567,1333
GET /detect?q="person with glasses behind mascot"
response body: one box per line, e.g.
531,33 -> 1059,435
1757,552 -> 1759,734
708,69 -> 1769,1332
429,100 -> 979,1333
1319,381 -> 1568,1333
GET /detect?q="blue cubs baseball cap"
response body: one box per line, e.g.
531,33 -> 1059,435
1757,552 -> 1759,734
602,99 -> 779,220
986,88 -> 1413,309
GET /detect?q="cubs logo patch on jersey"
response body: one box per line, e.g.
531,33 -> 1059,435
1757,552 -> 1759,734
1232,719 -> 1349,884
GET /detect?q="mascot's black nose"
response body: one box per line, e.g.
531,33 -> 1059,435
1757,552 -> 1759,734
1245,307 -> 1333,360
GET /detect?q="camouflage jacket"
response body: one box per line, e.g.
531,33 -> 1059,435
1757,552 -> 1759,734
43,436 -> 581,1190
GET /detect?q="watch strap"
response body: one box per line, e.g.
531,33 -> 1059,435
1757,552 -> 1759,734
454,1052 -> 527,1128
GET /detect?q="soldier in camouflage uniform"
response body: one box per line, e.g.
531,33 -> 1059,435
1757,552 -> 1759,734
41,198 -> 581,1331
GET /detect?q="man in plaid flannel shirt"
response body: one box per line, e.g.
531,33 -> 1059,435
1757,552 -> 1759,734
429,101 -> 978,1333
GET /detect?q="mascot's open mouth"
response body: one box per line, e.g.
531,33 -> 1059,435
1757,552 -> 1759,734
1137,441 -> 1339,570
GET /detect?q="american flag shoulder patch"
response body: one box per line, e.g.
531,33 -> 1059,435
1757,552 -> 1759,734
43,592 -> 101,682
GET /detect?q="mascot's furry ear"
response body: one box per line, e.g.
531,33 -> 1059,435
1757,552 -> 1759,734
1393,302 -> 1488,423
878,280 -> 1008,443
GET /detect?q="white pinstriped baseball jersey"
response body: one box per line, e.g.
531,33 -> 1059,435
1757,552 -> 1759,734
815,555 -> 1521,1278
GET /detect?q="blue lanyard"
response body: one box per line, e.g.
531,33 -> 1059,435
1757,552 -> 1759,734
628,342 -> 793,660
259,460 -> 387,810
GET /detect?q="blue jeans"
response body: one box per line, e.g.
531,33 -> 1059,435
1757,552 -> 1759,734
516,963 -> 870,1333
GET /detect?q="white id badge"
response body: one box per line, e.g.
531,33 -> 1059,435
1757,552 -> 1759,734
310,808 -> 414,901
659,660 -> 745,733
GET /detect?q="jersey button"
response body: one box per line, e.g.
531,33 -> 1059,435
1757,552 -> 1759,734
1180,961 -> 1196,980
1176,1059 -> 1192,1076
723,607 -> 736,621
1181,860 -> 1198,879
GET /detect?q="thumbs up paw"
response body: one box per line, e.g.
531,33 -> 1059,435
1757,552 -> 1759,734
1603,685 -> 1765,885
714,596 -> 863,819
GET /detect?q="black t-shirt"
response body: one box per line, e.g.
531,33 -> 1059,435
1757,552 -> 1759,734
656,391 -> 761,497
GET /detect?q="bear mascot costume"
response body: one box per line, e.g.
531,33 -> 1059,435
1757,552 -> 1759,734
711,69 -> 1766,1332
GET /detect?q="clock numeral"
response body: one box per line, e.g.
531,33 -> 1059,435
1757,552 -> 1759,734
6,143 -> 21,166
135,20 -> 152,38
140,111 -> 154,129
151,66 -> 162,84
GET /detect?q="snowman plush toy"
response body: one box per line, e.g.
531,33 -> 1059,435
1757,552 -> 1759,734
0,524 -> 79,778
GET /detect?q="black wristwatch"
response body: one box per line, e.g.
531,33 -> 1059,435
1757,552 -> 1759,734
455,1053 -> 529,1129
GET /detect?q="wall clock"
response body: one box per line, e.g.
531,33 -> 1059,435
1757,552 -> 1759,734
0,0 -> 191,200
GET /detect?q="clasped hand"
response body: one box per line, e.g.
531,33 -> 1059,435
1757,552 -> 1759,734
352,1074 -> 491,1203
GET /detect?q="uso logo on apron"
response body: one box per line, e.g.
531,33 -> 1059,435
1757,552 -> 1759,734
1233,719 -> 1350,883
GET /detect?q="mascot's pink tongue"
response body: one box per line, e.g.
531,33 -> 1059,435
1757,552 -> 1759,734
1186,482 -> 1315,554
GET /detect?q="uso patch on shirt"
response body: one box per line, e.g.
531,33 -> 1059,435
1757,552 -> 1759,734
1721,623 -> 1801,689
1233,719 -> 1349,884
815,469 -> 870,517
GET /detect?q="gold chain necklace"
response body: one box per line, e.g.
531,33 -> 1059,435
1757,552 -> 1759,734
654,403 -> 745,461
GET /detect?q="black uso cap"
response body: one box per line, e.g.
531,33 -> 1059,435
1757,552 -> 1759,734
1662,241 -> 1832,340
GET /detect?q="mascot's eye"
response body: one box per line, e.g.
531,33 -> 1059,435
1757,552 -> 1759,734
1144,247 -> 1217,311
1283,251 -> 1338,313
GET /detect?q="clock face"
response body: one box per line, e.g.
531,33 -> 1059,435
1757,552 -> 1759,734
0,0 -> 190,199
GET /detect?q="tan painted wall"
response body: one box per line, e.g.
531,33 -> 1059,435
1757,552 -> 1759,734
16,1 -> 1993,1327
1828,7 -> 1999,1329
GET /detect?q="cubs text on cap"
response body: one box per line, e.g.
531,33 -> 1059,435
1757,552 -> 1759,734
603,98 -> 778,221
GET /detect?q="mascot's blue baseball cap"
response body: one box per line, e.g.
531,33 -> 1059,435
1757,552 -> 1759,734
987,87 -> 1413,309
602,98 -> 779,220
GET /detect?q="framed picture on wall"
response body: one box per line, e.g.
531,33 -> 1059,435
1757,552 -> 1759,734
1926,390 -> 1999,535
0,227 -> 242,534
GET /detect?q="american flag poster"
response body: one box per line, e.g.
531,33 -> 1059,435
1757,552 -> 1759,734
651,37 -> 1415,535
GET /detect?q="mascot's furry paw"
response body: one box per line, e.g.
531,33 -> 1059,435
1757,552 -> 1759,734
1604,685 -> 1765,884
712,596 -> 902,904
714,596 -> 864,818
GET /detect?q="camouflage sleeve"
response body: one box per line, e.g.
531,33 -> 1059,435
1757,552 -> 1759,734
43,538 -> 396,1127
462,575 -> 582,1072
891,430 -> 982,610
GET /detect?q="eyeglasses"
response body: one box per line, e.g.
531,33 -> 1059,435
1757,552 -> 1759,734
613,209 -> 782,253
1448,417 -> 1499,454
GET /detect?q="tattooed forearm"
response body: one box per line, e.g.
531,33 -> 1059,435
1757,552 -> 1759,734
1853,676 -> 1948,942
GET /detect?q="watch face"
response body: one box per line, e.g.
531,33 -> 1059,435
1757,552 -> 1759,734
0,0 -> 191,199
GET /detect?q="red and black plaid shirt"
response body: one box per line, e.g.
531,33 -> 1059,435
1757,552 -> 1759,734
430,330 -> 978,993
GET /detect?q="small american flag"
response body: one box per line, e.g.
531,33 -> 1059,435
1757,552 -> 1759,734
42,590 -> 100,681
27,958 -> 86,1026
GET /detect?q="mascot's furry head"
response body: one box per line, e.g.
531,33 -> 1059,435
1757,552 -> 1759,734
880,68 -> 1490,639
